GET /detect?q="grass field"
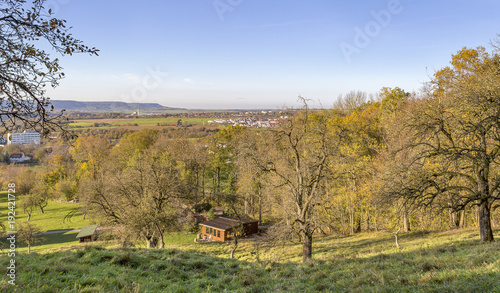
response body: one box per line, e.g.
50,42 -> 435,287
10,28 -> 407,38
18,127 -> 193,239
1,228 -> 499,292
68,117 -> 215,130
0,190 -> 92,255
2,193 -> 500,292
0,191 -> 91,233
13,231 -> 80,254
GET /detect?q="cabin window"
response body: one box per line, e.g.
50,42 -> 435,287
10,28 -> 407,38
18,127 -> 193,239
217,231 -> 220,238
213,229 -> 216,236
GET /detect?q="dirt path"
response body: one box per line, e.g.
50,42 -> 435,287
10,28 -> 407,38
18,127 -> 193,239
36,229 -> 80,235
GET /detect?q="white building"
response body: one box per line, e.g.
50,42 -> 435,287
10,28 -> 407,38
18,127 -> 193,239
9,152 -> 30,163
7,131 -> 40,145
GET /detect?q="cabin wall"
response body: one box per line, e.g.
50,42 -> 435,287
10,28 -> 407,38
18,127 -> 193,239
199,219 -> 259,242
244,222 -> 259,236
79,236 -> 93,243
201,226 -> 225,241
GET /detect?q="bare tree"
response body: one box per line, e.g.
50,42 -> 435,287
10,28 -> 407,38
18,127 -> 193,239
0,0 -> 98,135
385,46 -> 500,242
14,168 -> 36,195
333,90 -> 368,115
264,98 -> 345,262
234,129 -> 272,225
17,222 -> 44,253
80,148 -> 186,248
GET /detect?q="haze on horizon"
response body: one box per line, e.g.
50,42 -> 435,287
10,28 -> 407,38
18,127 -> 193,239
45,0 -> 500,110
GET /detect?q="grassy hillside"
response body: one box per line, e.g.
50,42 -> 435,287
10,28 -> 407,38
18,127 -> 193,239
50,100 -> 183,113
1,191 -> 500,292
0,191 -> 91,234
1,229 -> 500,292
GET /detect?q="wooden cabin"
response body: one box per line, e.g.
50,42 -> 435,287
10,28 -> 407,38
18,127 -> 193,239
76,225 -> 98,243
199,217 -> 259,242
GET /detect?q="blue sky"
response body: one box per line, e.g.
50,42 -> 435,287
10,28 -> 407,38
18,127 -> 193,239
45,0 -> 500,109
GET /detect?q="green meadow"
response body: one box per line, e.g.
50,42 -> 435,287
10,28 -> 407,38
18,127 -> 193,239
0,191 -> 91,234
1,192 -> 500,292
0,228 -> 499,292
68,117 -> 215,130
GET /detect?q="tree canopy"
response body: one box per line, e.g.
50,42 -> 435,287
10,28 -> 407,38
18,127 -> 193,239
384,45 -> 500,242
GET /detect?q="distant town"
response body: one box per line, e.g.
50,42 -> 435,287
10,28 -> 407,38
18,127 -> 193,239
208,117 -> 281,128
0,109 -> 288,164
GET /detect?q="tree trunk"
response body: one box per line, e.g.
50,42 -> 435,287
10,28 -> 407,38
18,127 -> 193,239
354,216 -> 361,233
478,200 -> 494,242
216,167 -> 221,206
450,209 -> 461,229
230,236 -> 238,259
340,211 -> 346,235
394,227 -> 401,248
349,207 -> 354,234
459,210 -> 465,228
366,212 -> 370,231
28,243 -> 31,254
258,196 -> 262,225
202,167 -> 206,200
301,230 -> 312,263
146,235 -> 158,248
158,234 -> 165,249
402,207 -> 410,232
250,193 -> 254,217
449,209 -> 455,229
475,206 -> 479,227
151,237 -> 158,248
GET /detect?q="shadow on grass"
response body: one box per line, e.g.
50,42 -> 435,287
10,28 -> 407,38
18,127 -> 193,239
0,232 -> 79,252
38,232 -> 79,246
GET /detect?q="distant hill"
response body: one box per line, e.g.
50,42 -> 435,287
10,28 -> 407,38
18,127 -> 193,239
49,100 -> 184,113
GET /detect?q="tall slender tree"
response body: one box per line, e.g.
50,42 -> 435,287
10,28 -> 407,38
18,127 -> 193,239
265,99 -> 345,262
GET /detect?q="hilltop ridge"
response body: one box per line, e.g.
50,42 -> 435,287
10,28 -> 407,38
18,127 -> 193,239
50,100 -> 184,113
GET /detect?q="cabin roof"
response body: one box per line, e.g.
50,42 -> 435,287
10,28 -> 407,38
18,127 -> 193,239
199,216 -> 258,231
76,225 -> 98,239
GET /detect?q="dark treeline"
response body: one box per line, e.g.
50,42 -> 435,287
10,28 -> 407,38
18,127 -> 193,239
68,126 -> 220,141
